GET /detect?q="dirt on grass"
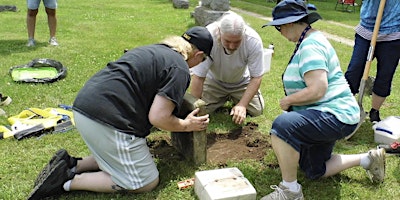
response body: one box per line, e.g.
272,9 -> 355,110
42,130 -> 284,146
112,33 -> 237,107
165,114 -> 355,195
148,122 -> 271,165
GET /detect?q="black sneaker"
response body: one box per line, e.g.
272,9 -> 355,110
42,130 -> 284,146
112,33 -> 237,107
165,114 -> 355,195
378,141 -> 400,154
369,108 -> 381,123
34,149 -> 81,187
28,160 -> 75,200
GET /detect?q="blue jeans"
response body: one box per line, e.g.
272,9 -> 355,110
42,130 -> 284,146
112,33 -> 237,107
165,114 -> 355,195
270,109 -> 357,179
345,34 -> 400,97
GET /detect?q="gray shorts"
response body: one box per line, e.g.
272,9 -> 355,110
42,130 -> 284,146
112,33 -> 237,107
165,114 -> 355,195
73,111 -> 159,190
27,0 -> 57,10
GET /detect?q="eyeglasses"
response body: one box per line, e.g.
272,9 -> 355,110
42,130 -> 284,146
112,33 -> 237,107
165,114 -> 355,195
274,25 -> 281,32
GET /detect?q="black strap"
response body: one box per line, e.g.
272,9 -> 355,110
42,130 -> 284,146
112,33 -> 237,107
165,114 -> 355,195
282,25 -> 312,111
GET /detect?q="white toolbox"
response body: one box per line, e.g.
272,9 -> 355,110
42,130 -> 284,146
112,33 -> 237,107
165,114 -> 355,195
373,116 -> 400,144
194,167 -> 257,200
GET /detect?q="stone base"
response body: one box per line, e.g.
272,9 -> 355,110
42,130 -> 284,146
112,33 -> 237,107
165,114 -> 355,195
192,6 -> 228,26
171,93 -> 207,165
195,167 -> 257,200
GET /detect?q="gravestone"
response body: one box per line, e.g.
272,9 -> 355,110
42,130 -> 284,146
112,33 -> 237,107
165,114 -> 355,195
192,0 -> 230,26
173,0 -> 189,9
0,5 -> 17,12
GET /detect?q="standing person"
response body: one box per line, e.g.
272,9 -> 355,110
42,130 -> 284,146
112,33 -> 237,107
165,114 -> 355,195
345,0 -> 400,123
27,26 -> 213,200
26,0 -> 59,47
190,11 -> 265,125
260,1 -> 385,199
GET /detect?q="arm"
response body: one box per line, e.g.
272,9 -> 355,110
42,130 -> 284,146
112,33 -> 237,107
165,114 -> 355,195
190,75 -> 206,99
231,75 -> 263,124
279,69 -> 328,111
148,94 -> 209,132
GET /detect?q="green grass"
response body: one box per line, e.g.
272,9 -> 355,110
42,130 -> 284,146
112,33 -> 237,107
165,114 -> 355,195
1,0 -> 400,199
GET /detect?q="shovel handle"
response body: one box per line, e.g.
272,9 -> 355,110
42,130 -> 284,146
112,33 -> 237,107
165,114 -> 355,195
362,0 -> 386,80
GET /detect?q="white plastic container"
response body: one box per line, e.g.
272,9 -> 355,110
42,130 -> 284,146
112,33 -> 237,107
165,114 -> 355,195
373,116 -> 400,144
194,167 -> 256,200
263,48 -> 274,73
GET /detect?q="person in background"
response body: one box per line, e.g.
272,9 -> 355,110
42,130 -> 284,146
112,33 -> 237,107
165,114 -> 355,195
344,0 -> 400,122
26,0 -> 59,47
27,26 -> 213,200
260,1 -> 385,199
190,11 -> 265,125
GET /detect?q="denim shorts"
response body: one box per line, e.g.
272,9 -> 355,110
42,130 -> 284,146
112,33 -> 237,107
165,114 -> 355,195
270,109 -> 357,179
27,0 -> 57,10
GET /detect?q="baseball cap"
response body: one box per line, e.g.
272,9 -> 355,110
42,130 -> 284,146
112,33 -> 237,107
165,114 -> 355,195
262,0 -> 321,27
182,26 -> 213,59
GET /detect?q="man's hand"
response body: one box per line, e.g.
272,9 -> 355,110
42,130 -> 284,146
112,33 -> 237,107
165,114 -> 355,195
230,105 -> 247,124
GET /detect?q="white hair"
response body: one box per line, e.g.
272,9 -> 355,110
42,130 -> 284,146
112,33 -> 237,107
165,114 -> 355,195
218,11 -> 246,36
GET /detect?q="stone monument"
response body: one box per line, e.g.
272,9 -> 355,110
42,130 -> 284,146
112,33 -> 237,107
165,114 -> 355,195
0,5 -> 17,12
192,0 -> 230,26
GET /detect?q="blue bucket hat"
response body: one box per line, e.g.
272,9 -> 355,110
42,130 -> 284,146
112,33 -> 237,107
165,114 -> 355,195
262,0 -> 322,27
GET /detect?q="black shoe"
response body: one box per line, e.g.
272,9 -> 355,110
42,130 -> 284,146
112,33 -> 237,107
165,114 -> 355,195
378,141 -> 400,154
34,149 -> 81,187
28,160 -> 75,200
369,108 -> 381,123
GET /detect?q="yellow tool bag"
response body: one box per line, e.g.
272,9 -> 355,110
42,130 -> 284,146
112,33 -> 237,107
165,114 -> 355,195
1,107 -> 74,140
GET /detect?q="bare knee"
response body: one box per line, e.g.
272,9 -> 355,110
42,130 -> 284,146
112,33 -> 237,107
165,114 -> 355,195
131,177 -> 159,193
45,8 -> 56,16
27,9 -> 38,17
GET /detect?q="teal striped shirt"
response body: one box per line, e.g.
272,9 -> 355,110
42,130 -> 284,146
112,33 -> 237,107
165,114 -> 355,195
283,31 -> 360,125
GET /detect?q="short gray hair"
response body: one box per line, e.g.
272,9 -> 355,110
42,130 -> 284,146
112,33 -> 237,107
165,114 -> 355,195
218,11 -> 245,36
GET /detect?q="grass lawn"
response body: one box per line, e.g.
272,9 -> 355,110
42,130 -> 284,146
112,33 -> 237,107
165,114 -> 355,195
1,0 -> 400,199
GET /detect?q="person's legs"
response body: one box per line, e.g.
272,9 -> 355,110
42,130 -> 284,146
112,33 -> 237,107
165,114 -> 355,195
73,111 -> 159,192
369,39 -> 400,121
323,148 -> 385,183
27,10 -> 38,46
26,0 -> 41,46
270,134 -> 299,182
344,34 -> 370,94
26,9 -> 38,39
45,8 -> 57,38
262,110 -> 356,200
230,88 -> 264,117
70,172 -> 159,193
43,0 -> 58,45
75,155 -> 99,173
323,154 -> 361,177
202,78 -> 229,113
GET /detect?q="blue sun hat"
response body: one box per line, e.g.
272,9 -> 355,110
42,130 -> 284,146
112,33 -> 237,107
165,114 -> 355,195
262,0 -> 322,27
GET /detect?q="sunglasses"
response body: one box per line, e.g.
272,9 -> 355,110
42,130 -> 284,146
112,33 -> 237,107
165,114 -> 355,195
274,25 -> 281,32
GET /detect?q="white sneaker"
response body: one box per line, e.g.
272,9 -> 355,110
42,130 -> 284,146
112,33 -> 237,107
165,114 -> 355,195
365,148 -> 385,183
27,38 -> 35,47
49,37 -> 59,46
261,183 -> 304,200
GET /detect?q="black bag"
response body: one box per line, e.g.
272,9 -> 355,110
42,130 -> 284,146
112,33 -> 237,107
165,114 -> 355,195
9,59 -> 67,83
